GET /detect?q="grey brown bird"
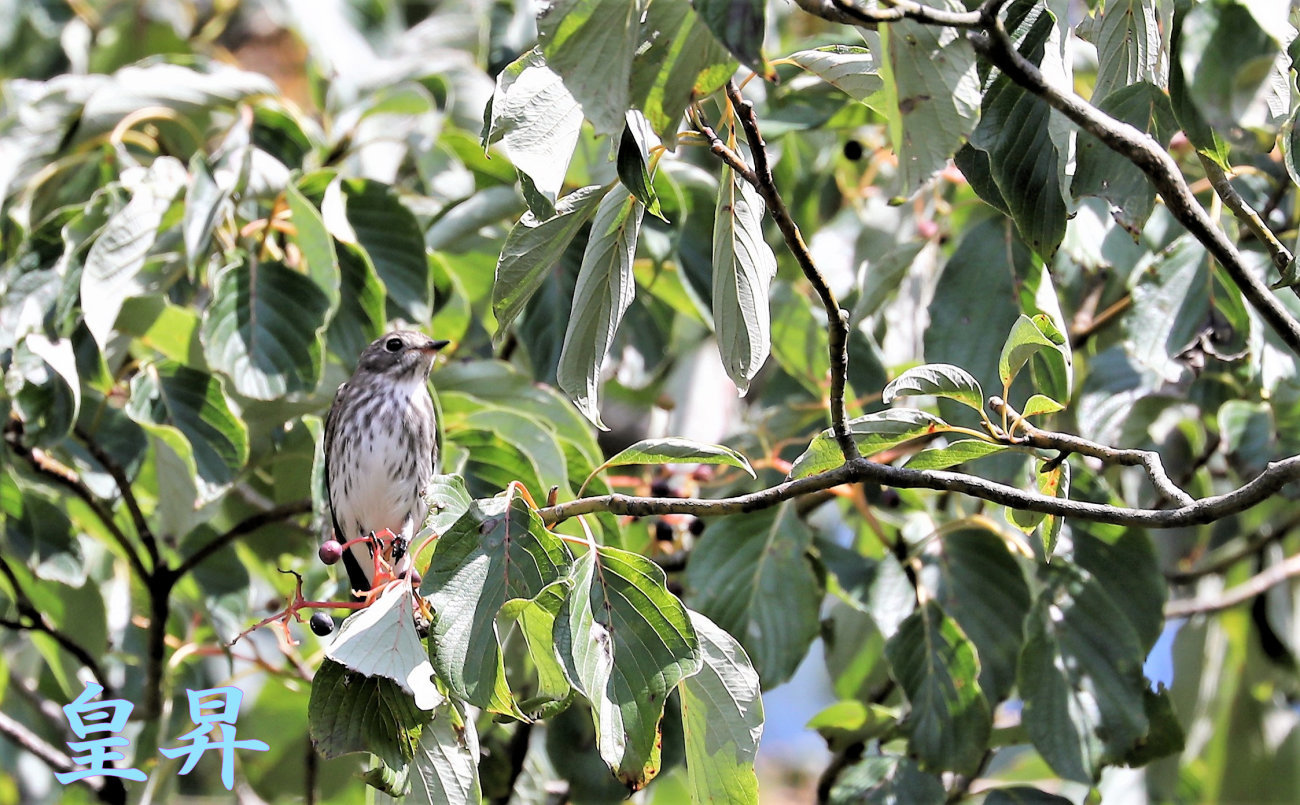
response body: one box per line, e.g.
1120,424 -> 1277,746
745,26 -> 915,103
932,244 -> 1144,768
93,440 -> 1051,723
324,331 -> 448,592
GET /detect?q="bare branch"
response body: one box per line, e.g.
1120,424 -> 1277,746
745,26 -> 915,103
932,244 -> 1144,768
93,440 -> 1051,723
990,397 -> 1194,506
538,454 -> 1300,529
1196,154 -> 1294,276
1166,552 -> 1300,618
723,81 -> 859,461
686,106 -> 758,186
74,425 -> 159,570
173,499 -> 313,580
793,0 -> 982,28
1166,511 -> 1300,584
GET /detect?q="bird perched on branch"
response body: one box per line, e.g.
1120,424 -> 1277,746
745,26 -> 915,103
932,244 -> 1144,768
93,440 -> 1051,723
323,331 -> 448,594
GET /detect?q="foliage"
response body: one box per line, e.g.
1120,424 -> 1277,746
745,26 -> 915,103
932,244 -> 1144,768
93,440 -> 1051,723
5,0 -> 1300,803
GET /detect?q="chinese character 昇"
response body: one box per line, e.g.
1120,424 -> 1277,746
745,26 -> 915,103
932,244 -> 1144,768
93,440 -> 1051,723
160,687 -> 268,791
55,683 -> 146,783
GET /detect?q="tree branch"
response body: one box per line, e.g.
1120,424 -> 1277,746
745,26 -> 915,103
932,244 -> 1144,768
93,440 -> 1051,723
686,106 -> 758,186
74,425 -> 159,570
1166,511 -> 1300,584
538,454 -> 1300,529
1166,552 -> 1300,618
3,422 -> 150,582
794,0 -> 981,28
965,17 -> 1300,355
1197,154 -> 1294,277
0,709 -> 126,804
172,499 -> 312,580
723,81 -> 859,461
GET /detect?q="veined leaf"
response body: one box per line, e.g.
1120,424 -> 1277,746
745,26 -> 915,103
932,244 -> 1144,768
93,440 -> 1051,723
695,0 -> 769,77
421,494 -> 573,717
788,45 -> 883,105
885,601 -> 992,775
556,185 -> 645,428
554,546 -> 701,788
326,582 -> 443,711
903,440 -> 1009,471
406,699 -> 481,805
999,314 -> 1065,390
679,611 -> 764,805
587,437 -> 755,488
1008,459 -> 1071,557
617,112 -> 664,220
308,658 -> 429,771
1021,394 -> 1064,418
713,164 -> 777,394
493,185 -> 605,335
685,504 -> 820,686
1089,0 -> 1163,102
883,363 -> 984,413
285,182 -> 339,315
340,178 -> 432,323
789,410 -> 950,479
537,0 -> 641,135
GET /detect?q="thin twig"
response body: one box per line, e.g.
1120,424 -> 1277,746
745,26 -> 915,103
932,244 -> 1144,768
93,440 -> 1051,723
1197,154 -> 1294,276
1166,510 -> 1300,584
172,500 -> 313,580
1166,552 -> 1300,618
990,397 -> 1194,506
794,0 -> 981,28
537,453 -> 1300,529
686,106 -> 758,186
74,425 -> 159,570
723,81 -> 859,461
3,422 -> 150,583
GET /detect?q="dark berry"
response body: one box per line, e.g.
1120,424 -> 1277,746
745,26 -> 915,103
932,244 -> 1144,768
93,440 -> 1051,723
318,540 -> 343,565
687,517 -> 706,536
398,568 -> 423,587
649,480 -> 674,498
843,140 -> 864,161
309,612 -> 335,636
655,520 -> 675,544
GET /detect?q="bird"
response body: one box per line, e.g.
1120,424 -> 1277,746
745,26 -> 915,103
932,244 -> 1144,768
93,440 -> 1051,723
323,330 -> 448,594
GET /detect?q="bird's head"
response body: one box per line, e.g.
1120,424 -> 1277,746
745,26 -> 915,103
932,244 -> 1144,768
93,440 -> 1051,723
356,331 -> 449,380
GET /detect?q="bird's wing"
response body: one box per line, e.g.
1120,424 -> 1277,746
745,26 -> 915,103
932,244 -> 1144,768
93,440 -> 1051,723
324,381 -> 374,592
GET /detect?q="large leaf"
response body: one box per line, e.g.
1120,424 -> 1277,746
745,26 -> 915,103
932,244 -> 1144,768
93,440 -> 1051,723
284,182 -> 339,315
933,528 -> 1032,702
999,313 -> 1067,390
712,164 -> 778,393
679,611 -> 764,805
1178,0 -> 1281,134
200,260 -> 331,399
1123,235 -> 1210,382
790,409 -> 950,479
877,13 -> 981,193
483,50 -> 585,205
406,699 -> 481,805
885,601 -> 992,775
493,184 -> 605,334
694,0 -> 768,76
883,363 -> 985,413
1089,0 -> 1163,103
421,494 -> 573,716
124,361 -> 248,492
788,46 -> 883,105
340,178 -> 432,323
554,546 -> 701,787
588,437 -> 755,483
1018,563 -> 1149,782
308,658 -> 429,771
81,156 -> 188,346
827,753 -> 945,804
537,0 -> 641,135
967,0 -> 1067,260
685,504 -> 820,686
903,440 -> 1010,471
325,582 -> 443,711
556,185 -> 645,428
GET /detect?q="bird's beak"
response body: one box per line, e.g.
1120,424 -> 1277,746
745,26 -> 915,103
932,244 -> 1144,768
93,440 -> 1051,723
422,339 -> 451,353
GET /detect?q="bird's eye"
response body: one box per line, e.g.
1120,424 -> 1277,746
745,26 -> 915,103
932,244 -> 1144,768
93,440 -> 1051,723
384,337 -> 403,353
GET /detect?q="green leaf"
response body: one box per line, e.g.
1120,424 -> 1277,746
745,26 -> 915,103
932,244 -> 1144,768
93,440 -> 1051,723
1008,459 -> 1070,556
878,16 -> 980,193
182,154 -> 229,271
679,611 -> 764,805
685,504 -> 820,686
406,699 -> 482,805
587,437 -> 755,488
1178,0 -> 1280,135
200,260 -> 331,399
713,163 -> 778,394
422,494 -> 573,716
982,788 -> 1074,805
852,241 -> 926,323
790,410 -> 950,479
695,0 -> 769,76
1018,563 -> 1149,782
904,440 -> 1010,471
1089,0 -> 1163,104
1218,399 -> 1275,478
1072,82 -> 1176,235
325,583 -> 443,711
885,601 -> 992,775
883,363 -> 985,413
787,46 -> 883,105
500,580 -> 574,715
8,334 -> 81,445
77,62 -> 276,139
340,178 -> 432,322
806,700 -> 900,751
308,658 -> 429,771
1021,394 -> 1064,418
537,0 -> 640,135
419,474 -> 474,538
933,529 -> 1032,703
1124,235 -> 1210,381
81,156 -> 188,346
617,114 -> 665,221
327,241 -> 387,365
285,183 -> 339,314
628,0 -> 736,145
1073,528 -> 1165,652
999,314 -> 1064,390
769,282 -> 831,396
124,360 -> 248,492
827,754 -> 945,805
555,546 -> 701,788
1168,5 -> 1232,166
967,2 -> 1067,260
1122,686 -> 1185,767
493,184 -> 605,335
556,185 -> 645,428
483,49 -> 584,204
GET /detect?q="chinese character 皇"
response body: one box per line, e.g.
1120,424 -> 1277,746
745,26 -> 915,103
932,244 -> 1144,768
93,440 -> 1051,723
160,686 -> 268,791
55,683 -> 147,783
